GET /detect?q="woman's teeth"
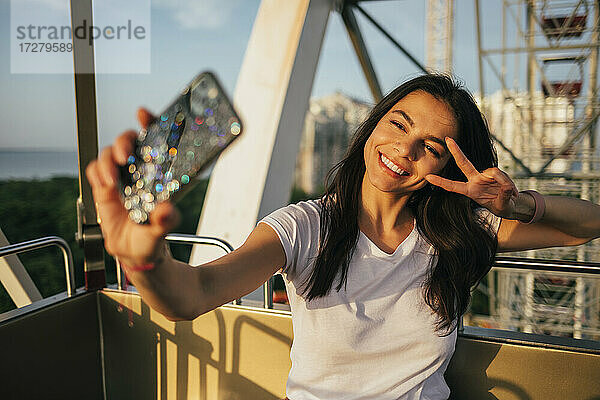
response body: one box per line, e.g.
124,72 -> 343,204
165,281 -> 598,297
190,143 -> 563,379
381,153 -> 409,176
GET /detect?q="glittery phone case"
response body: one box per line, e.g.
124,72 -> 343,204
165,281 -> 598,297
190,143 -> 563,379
120,71 -> 243,224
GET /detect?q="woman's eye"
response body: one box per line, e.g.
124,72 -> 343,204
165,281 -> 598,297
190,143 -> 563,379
390,120 -> 406,131
425,144 -> 441,158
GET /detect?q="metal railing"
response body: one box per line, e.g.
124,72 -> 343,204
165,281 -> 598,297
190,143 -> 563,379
494,256 -> 600,275
166,234 -> 275,309
114,234 -> 279,308
459,256 -> 600,334
0,236 -> 76,297
164,233 -> 234,253
114,239 -> 600,318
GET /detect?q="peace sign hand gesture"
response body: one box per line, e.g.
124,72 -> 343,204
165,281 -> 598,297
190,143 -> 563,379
425,137 -> 519,219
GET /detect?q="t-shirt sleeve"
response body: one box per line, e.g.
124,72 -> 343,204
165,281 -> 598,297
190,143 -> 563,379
258,200 -> 321,278
475,208 -> 501,235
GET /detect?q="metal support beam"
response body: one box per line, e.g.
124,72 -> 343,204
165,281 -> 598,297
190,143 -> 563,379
341,5 -> 383,102
426,0 -> 454,73
191,0 -> 333,265
0,228 -> 42,308
586,1 -> 599,153
537,107 -> 600,173
475,0 -> 485,108
70,0 -> 105,290
353,4 -> 428,74
514,171 -> 600,180
491,134 -> 533,176
526,0 -> 536,154
482,44 -> 600,54
0,236 -> 75,298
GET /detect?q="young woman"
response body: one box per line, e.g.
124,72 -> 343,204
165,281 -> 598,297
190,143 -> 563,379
87,74 -> 600,399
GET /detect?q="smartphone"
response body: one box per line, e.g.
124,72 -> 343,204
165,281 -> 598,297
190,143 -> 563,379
120,71 -> 243,224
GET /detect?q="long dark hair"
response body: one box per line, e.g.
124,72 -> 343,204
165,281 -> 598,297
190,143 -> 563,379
302,74 -> 498,333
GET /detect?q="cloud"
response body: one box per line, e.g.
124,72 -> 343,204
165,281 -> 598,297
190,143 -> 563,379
153,0 -> 242,30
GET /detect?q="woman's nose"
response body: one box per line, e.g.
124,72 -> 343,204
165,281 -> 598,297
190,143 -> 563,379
393,139 -> 418,161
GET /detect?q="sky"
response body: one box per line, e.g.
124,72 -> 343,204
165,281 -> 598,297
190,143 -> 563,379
0,0 -> 519,150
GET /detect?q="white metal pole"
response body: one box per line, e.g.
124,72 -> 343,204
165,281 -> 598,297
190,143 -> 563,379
190,0 -> 333,265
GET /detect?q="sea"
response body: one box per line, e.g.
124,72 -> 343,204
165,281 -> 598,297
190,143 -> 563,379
0,150 -> 215,181
0,150 -> 79,180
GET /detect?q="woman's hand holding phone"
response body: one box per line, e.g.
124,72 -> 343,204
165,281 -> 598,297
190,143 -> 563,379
85,72 -> 246,320
86,108 -> 181,269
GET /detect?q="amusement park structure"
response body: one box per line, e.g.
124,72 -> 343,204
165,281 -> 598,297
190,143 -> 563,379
0,1 -> 599,399
471,0 -> 600,340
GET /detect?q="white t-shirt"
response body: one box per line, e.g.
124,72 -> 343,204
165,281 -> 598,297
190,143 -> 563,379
260,199 -> 500,400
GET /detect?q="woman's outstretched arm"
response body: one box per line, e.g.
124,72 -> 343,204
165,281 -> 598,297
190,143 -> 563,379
494,194 -> 600,252
118,222 -> 285,320
425,137 -> 600,252
86,108 -> 285,321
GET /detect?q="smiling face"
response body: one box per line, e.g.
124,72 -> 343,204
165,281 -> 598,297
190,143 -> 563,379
363,90 -> 458,196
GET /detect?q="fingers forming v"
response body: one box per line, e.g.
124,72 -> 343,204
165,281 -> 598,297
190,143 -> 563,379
446,137 -> 479,180
481,168 -> 518,196
425,174 -> 469,195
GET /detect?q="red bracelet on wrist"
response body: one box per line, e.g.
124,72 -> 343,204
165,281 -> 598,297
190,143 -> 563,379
521,190 -> 545,224
124,262 -> 156,271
